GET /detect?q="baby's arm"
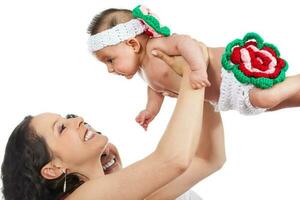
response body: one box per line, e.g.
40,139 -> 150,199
148,34 -> 210,89
136,86 -> 164,130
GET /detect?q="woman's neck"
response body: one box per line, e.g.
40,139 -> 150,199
73,159 -> 105,181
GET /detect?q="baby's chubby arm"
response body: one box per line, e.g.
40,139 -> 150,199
147,34 -> 210,89
136,86 -> 164,130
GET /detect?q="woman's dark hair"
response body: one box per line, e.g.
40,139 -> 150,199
1,115 -> 84,200
87,8 -> 132,35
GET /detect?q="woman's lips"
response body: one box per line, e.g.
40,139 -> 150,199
83,123 -> 98,142
83,130 -> 96,142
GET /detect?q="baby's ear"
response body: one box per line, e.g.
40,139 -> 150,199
126,38 -> 141,53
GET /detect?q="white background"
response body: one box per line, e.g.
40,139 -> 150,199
0,0 -> 299,199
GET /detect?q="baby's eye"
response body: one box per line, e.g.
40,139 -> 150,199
106,58 -> 113,63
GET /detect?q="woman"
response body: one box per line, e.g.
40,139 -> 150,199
1,51 -> 225,200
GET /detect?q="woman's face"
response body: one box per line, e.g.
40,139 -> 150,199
31,113 -> 122,176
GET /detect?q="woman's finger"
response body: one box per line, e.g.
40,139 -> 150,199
152,49 -> 188,76
152,50 -> 174,66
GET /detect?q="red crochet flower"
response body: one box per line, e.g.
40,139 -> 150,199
222,33 -> 288,89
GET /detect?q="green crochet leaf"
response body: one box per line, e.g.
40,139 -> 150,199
243,32 -> 264,49
132,5 -> 171,36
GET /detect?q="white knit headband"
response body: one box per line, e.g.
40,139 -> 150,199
87,19 -> 146,52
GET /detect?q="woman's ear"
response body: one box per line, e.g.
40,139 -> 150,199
41,162 -> 64,180
126,38 -> 141,53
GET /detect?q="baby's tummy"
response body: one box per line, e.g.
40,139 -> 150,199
140,61 -> 183,97
149,81 -> 179,97
148,74 -> 181,98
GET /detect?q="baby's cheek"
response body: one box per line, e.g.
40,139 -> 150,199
119,63 -> 131,73
127,60 -> 139,72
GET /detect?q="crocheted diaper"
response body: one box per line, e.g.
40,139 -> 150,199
214,32 -> 289,115
213,68 -> 266,115
221,32 -> 288,89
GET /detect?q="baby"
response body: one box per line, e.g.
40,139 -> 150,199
87,6 -> 300,130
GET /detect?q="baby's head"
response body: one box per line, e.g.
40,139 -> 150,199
87,8 -> 148,79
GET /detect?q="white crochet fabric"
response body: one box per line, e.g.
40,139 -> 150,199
87,19 -> 145,52
176,190 -> 202,200
213,68 -> 266,115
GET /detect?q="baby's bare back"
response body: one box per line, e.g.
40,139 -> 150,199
141,40 -> 225,102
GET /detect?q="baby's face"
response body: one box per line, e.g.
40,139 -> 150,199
95,42 -> 140,79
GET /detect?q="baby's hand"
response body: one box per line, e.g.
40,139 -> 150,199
135,110 -> 155,131
190,69 -> 211,89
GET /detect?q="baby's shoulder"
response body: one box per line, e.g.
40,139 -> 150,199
145,37 -> 164,52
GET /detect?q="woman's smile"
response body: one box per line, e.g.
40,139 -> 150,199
83,129 -> 97,142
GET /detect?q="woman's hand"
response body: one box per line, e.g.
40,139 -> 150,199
151,50 -> 190,76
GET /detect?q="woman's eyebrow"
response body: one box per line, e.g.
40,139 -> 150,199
66,114 -> 78,119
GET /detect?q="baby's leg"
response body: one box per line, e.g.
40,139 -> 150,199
249,74 -> 300,110
268,91 -> 300,111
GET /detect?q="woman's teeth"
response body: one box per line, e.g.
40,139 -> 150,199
84,130 -> 95,141
102,155 -> 116,171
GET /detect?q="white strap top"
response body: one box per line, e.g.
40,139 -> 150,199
176,190 -> 202,200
